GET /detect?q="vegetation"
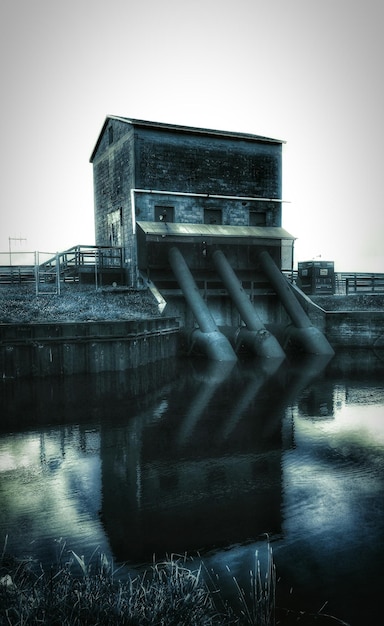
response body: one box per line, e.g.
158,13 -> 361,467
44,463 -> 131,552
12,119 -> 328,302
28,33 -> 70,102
0,538 -> 275,626
0,284 -> 160,324
0,537 -> 351,625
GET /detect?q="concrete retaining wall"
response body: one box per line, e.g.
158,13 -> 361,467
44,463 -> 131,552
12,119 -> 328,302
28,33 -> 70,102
324,311 -> 384,348
1,304 -> 383,380
0,318 -> 180,378
292,287 -> 384,349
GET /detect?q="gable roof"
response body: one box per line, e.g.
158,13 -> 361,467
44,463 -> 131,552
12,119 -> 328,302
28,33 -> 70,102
90,116 -> 284,162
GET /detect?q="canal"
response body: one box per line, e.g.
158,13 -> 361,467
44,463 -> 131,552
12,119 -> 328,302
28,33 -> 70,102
0,349 -> 383,625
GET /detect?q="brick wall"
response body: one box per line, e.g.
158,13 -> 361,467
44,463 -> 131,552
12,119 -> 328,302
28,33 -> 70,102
133,128 -> 282,228
93,120 -> 135,249
135,129 -> 282,199
91,120 -> 283,286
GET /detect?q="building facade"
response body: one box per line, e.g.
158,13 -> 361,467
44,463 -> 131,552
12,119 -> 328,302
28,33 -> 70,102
90,117 -> 292,287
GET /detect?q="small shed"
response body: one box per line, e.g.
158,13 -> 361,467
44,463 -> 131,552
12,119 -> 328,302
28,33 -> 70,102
297,260 -> 336,295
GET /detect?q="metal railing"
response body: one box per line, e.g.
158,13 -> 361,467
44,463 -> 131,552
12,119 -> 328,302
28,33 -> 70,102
1,248 -> 383,296
282,270 -> 384,295
342,273 -> 384,295
0,245 -> 125,292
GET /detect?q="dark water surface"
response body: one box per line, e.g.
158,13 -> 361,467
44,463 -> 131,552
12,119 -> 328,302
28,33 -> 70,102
1,349 -> 383,625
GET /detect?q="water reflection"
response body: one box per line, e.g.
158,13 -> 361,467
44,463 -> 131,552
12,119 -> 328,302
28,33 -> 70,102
0,350 -> 383,624
101,357 -> 287,561
0,426 -> 106,564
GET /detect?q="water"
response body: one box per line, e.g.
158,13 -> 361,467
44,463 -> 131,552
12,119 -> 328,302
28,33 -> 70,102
0,349 -> 383,625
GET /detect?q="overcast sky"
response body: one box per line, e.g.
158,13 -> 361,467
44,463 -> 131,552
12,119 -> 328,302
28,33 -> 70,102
1,0 -> 383,271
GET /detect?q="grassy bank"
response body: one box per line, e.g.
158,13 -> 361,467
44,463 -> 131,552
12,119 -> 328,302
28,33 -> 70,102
1,284 -> 383,325
311,293 -> 384,311
0,284 -> 161,324
0,540 -> 351,626
0,542 -> 274,626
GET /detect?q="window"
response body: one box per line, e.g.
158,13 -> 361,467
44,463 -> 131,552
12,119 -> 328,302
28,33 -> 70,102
249,211 -> 266,226
155,206 -> 174,222
107,208 -> 122,246
204,209 -> 222,225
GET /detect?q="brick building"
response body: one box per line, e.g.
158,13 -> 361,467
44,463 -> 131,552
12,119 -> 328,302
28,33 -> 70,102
90,116 -> 293,288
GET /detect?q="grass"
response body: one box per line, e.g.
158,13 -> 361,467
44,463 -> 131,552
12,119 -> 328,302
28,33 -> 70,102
0,537 -> 276,626
0,537 -> 352,625
0,284 -> 161,324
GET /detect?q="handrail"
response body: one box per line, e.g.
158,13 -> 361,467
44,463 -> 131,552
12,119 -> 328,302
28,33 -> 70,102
343,273 -> 384,295
282,270 -> 384,295
1,247 -> 383,295
40,245 -> 124,270
0,245 -> 125,287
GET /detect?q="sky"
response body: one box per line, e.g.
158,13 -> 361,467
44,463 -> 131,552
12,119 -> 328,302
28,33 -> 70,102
0,0 -> 383,272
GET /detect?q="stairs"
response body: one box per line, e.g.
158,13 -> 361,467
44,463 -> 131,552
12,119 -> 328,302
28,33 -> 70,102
0,246 -> 125,292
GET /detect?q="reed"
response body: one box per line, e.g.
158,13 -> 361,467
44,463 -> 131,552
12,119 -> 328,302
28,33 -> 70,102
0,536 -> 347,625
0,546 -> 215,624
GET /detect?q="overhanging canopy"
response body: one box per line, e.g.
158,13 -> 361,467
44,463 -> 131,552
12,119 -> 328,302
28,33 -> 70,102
136,221 -> 295,242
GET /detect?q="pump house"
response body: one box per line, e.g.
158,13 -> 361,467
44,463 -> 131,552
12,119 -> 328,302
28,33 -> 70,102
90,117 -> 334,359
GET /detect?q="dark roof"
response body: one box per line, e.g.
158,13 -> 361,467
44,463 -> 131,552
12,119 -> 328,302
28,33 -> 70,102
90,116 -> 284,162
137,221 -> 295,241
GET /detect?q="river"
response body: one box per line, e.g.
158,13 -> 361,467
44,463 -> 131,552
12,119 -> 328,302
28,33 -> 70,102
0,348 -> 383,625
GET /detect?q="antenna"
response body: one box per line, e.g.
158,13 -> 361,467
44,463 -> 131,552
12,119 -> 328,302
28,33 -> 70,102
8,236 -> 27,265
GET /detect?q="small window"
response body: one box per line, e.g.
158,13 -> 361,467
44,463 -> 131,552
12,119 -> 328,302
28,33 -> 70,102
155,206 -> 174,222
107,208 -> 122,246
108,126 -> 114,145
204,209 -> 222,225
249,211 -> 266,226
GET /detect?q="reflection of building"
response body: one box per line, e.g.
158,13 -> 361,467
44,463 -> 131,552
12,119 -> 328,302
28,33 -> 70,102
296,383 -> 335,419
0,427 -> 105,563
100,359 -> 285,562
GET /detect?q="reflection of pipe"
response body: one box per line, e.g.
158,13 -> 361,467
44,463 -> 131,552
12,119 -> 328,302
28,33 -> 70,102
176,360 -> 236,444
261,353 -> 334,441
259,251 -> 334,356
212,249 -> 285,358
168,247 -> 237,361
219,358 -> 283,440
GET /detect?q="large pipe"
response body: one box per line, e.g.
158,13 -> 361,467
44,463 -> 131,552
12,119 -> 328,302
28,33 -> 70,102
259,250 -> 335,356
259,250 -> 311,329
168,246 -> 237,361
212,249 -> 285,358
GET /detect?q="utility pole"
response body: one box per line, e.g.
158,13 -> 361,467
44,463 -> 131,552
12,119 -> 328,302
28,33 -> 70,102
8,236 -> 27,266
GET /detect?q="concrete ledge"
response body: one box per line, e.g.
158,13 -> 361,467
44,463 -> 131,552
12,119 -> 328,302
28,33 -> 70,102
0,318 -> 180,378
324,310 -> 384,348
292,290 -> 384,348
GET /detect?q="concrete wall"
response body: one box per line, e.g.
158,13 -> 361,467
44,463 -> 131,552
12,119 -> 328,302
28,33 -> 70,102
297,292 -> 384,348
324,311 -> 384,348
0,318 -> 180,378
92,120 -> 136,281
1,306 -> 383,380
163,294 -> 288,328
